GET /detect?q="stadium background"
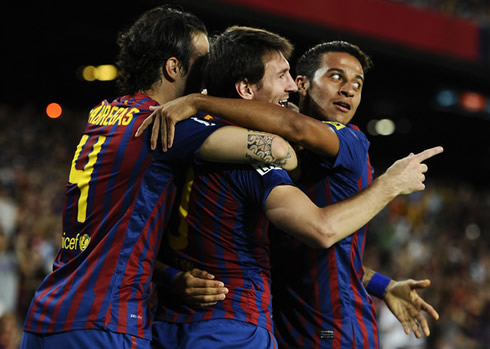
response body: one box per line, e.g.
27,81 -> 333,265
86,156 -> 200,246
0,0 -> 489,347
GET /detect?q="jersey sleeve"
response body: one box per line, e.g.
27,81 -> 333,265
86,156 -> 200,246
322,122 -> 370,179
152,116 -> 224,164
231,165 -> 294,210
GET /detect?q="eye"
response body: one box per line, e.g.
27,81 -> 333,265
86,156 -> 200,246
353,81 -> 361,89
330,73 -> 341,80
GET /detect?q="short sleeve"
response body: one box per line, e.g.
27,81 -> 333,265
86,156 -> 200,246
152,115 -> 225,163
322,122 -> 370,179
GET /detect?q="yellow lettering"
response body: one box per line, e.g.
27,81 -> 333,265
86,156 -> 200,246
88,105 -> 103,123
102,106 -> 118,125
93,104 -> 110,125
110,108 -> 127,125
122,108 -> 138,126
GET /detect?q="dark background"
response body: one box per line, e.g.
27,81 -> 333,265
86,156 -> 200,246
2,0 -> 490,185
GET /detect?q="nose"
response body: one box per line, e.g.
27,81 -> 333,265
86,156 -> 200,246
286,73 -> 298,93
339,82 -> 354,97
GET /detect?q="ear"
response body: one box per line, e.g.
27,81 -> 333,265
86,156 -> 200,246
163,57 -> 180,82
235,78 -> 254,100
295,75 -> 309,97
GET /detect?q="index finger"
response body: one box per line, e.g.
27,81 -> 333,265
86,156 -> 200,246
135,114 -> 155,137
413,146 -> 444,162
187,278 -> 225,288
420,300 -> 439,321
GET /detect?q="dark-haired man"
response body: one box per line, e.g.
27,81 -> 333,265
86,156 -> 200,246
147,28 -> 441,348
142,39 -> 441,348
19,8 -> 296,349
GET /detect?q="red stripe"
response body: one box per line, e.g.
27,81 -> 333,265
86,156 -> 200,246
328,249 -> 343,348
350,233 -> 370,348
117,183 -> 171,337
86,130 -> 150,331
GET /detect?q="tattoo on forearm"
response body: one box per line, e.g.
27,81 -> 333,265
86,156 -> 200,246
247,132 -> 291,168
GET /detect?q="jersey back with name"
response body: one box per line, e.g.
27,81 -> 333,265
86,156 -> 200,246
155,162 -> 293,335
272,122 -> 378,348
23,94 -> 222,340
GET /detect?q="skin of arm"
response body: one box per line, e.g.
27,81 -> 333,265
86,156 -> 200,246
362,266 -> 440,338
192,94 -> 340,157
198,126 -> 297,171
264,146 -> 443,248
135,93 -> 340,158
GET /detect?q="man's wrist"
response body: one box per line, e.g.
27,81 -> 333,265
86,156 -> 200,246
373,174 -> 399,200
161,266 -> 181,285
366,272 -> 392,299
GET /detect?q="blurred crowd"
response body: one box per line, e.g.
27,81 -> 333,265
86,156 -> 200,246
0,103 -> 488,349
392,0 -> 490,25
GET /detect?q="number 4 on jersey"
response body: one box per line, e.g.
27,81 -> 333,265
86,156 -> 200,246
69,135 -> 106,223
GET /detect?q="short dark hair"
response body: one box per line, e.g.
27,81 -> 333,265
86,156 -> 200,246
296,41 -> 373,81
204,26 -> 294,98
116,6 -> 207,95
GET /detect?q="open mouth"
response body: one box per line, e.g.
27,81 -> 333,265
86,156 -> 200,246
333,101 -> 351,111
278,99 -> 289,107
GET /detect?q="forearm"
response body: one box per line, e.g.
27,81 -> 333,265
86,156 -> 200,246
267,176 -> 400,249
321,174 -> 400,244
193,94 -> 339,157
194,94 -> 295,135
362,266 -> 394,299
362,266 -> 376,288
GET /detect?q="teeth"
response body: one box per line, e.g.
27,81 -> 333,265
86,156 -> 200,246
279,100 -> 288,107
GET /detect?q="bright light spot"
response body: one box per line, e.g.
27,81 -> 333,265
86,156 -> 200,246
436,89 -> 457,107
375,119 -> 395,136
82,65 -> 97,81
96,64 -> 118,81
460,92 -> 485,113
81,64 -> 118,82
465,223 -> 480,240
46,103 -> 62,119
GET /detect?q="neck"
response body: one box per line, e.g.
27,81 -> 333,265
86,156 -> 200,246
143,81 -> 180,105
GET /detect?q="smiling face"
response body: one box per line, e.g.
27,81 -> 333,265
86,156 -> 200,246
248,50 -> 298,106
299,51 -> 364,124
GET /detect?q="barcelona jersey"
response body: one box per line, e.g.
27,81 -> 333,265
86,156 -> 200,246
155,161 -> 294,335
23,93 -> 224,340
272,122 -> 377,348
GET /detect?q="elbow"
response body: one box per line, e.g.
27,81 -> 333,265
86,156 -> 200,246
305,224 -> 337,249
271,136 -> 298,171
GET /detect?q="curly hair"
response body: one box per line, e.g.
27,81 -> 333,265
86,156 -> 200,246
116,6 -> 207,95
296,41 -> 374,81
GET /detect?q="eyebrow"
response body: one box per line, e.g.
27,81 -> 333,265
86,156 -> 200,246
327,67 -> 364,82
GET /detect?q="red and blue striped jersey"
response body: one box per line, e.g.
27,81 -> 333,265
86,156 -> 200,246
154,161 -> 294,335
272,122 -> 377,348
23,93 -> 224,340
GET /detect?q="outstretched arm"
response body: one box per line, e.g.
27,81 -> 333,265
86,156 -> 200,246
265,146 -> 443,248
136,93 -> 340,158
363,267 -> 439,338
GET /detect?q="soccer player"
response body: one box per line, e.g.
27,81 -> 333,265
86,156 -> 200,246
19,8 -> 297,349
148,26 -> 441,348
140,40 -> 441,347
